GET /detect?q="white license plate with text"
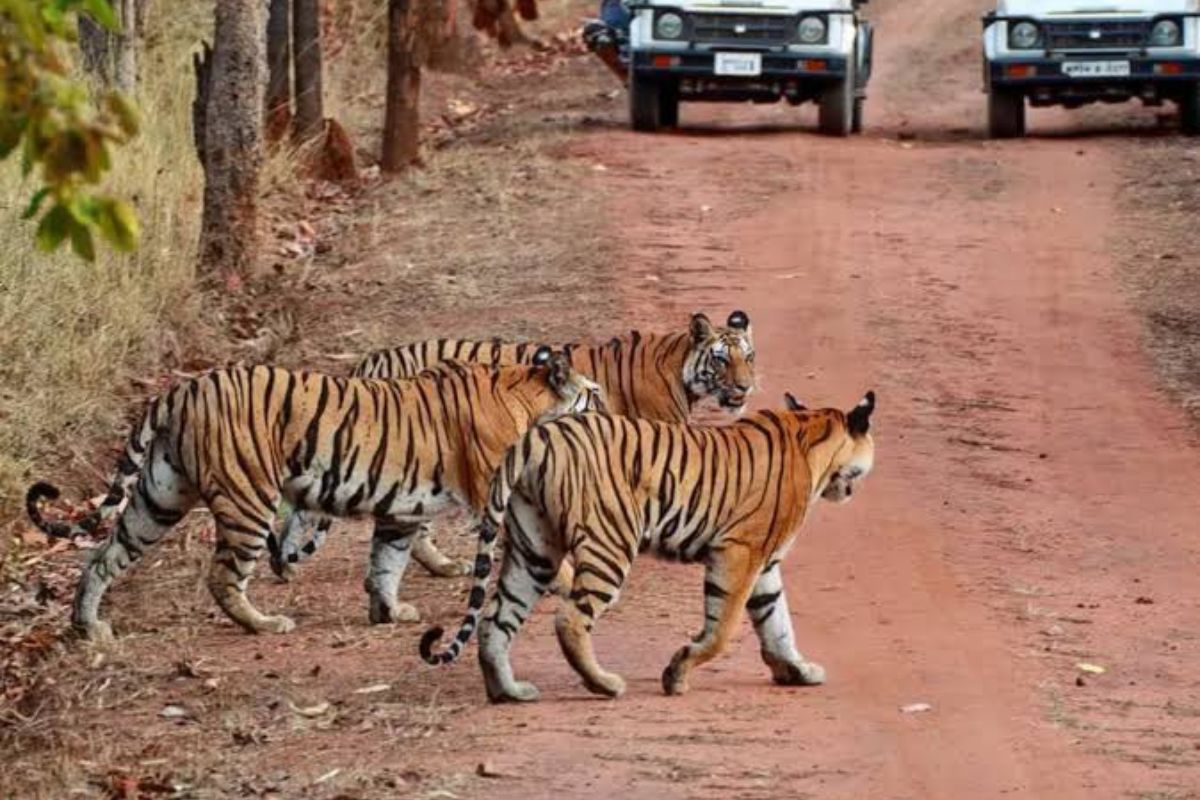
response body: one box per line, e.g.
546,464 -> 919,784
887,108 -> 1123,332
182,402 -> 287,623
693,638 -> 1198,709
714,52 -> 762,76
1062,60 -> 1131,78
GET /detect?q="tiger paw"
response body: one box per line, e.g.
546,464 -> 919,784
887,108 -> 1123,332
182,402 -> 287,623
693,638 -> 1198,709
661,649 -> 690,696
368,598 -> 421,624
271,560 -> 297,583
260,615 -> 297,634
488,680 -> 541,704
772,659 -> 826,687
583,671 -> 626,699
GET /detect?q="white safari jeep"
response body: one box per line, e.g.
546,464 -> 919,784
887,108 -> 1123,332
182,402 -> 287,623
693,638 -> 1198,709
983,0 -> 1200,137
624,0 -> 873,133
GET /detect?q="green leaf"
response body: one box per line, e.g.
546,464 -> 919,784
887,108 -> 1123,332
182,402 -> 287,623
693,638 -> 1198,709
106,92 -> 140,138
81,0 -> 119,31
23,188 -> 52,220
69,220 -> 96,261
97,199 -> 139,251
35,204 -> 72,253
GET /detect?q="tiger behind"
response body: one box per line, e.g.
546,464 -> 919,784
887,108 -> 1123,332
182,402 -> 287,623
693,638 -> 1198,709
25,351 -> 604,641
420,392 -> 876,702
273,310 -> 756,582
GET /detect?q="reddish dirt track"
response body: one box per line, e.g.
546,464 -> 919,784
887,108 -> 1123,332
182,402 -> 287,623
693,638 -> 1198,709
422,1 -> 1200,797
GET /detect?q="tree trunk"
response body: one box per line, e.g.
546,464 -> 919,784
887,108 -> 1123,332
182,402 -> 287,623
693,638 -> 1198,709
292,0 -> 324,141
113,0 -> 139,92
78,13 -> 112,82
199,0 -> 267,280
265,0 -> 292,142
382,0 -> 421,173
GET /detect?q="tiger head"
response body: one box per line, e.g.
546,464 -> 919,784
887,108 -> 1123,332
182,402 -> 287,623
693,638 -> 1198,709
786,391 -> 876,504
684,310 -> 756,413
531,346 -> 608,422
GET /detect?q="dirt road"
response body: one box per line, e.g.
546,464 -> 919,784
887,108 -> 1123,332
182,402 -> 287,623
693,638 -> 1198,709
418,1 -> 1200,797
8,0 -> 1200,797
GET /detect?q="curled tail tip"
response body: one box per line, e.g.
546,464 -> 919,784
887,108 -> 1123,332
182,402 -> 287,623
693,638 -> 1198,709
25,481 -> 67,536
419,626 -> 447,664
26,481 -> 61,504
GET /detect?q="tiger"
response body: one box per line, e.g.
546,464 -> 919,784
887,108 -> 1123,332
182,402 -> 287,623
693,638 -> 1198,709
271,310 -> 756,585
419,391 -> 876,703
24,349 -> 605,641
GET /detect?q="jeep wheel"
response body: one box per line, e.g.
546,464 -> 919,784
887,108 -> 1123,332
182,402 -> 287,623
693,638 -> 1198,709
659,81 -> 680,129
818,61 -> 855,137
987,87 -> 1025,139
851,97 -> 865,134
630,73 -> 662,132
1179,81 -> 1200,136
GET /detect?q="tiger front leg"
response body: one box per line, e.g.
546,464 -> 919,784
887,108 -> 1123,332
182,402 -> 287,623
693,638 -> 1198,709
748,562 -> 825,687
208,497 -> 295,634
662,544 -> 760,696
410,526 -> 472,578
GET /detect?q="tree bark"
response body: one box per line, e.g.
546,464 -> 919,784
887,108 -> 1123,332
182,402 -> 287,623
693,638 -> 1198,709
199,0 -> 267,280
113,0 -> 139,92
78,14 -> 112,82
265,0 -> 292,142
292,0 -> 324,141
382,0 -> 421,173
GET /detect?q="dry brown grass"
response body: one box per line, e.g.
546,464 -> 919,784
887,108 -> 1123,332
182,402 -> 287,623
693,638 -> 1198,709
0,5 -> 213,521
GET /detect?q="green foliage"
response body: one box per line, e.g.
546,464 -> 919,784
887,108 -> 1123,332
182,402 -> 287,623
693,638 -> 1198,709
0,0 -> 141,260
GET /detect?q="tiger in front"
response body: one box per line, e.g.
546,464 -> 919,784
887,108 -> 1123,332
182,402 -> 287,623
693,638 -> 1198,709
25,350 -> 604,641
420,391 -> 876,702
272,310 -> 756,584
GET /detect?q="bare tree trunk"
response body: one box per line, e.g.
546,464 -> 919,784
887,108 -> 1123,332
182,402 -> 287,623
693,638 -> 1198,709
199,0 -> 267,280
78,13 -> 112,82
113,0 -> 139,92
382,0 -> 421,173
292,0 -> 324,141
265,0 -> 292,142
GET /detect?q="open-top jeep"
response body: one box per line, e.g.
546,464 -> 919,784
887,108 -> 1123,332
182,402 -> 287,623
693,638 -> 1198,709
623,0 -> 873,133
983,0 -> 1200,137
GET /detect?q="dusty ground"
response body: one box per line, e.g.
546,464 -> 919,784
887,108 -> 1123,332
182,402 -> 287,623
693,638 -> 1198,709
4,0 -> 1200,797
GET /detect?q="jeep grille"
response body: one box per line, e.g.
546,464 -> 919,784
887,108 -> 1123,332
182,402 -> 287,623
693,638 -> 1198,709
691,13 -> 793,46
1043,20 -> 1151,50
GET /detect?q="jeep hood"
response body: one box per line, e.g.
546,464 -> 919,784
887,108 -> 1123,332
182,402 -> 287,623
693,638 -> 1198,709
998,0 -> 1199,14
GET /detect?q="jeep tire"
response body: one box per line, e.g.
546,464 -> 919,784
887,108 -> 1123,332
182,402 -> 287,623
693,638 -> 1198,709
1180,81 -> 1200,136
987,87 -> 1026,139
851,96 -> 865,134
659,81 -> 680,129
630,72 -> 662,132
818,60 -> 855,137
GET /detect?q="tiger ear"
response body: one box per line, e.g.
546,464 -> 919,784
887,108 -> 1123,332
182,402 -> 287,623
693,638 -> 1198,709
690,313 -> 715,344
727,310 -> 750,331
545,352 -> 571,395
531,345 -> 553,367
847,390 -> 875,436
784,392 -> 807,412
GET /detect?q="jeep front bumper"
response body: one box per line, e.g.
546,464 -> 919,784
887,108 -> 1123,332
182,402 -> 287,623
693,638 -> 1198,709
632,50 -> 849,78
989,56 -> 1200,86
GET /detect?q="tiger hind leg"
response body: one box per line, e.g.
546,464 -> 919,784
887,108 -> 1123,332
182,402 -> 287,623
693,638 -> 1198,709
479,504 -> 563,703
662,544 -> 760,696
268,512 -> 330,582
207,494 -> 294,634
411,525 -> 471,578
73,446 -> 197,641
364,519 -> 424,624
554,549 -> 630,698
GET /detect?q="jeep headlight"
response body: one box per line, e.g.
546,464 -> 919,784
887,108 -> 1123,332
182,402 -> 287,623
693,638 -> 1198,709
656,12 -> 684,40
1008,20 -> 1041,49
797,15 -> 827,44
1150,19 -> 1181,47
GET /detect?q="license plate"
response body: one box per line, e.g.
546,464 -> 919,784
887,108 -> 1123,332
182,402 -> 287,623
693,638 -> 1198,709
714,52 -> 762,77
1062,60 -> 1130,78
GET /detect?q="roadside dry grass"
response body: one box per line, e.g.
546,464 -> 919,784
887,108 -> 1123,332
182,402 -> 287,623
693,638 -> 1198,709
0,6 -> 213,523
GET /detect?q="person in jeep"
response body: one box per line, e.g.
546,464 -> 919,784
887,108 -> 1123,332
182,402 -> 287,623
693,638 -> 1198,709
582,0 -> 630,82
